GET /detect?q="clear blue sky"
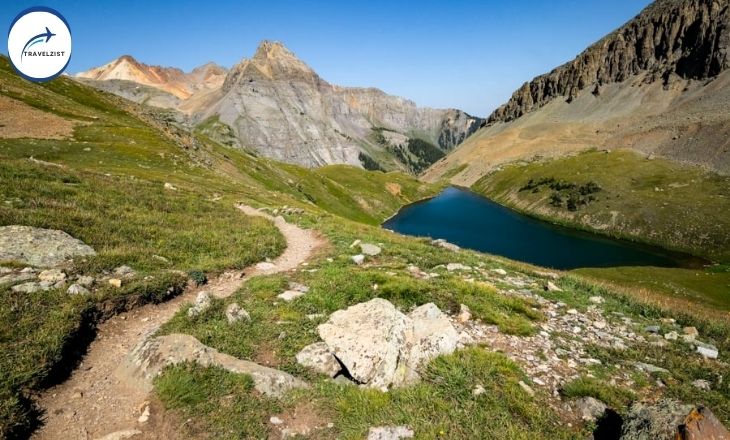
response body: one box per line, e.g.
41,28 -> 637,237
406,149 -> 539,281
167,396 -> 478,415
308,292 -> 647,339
3,0 -> 652,116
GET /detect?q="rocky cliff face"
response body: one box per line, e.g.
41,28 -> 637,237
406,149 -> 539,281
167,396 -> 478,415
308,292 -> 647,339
425,0 -> 730,185
204,41 -> 482,169
76,42 -> 482,172
489,0 -> 730,123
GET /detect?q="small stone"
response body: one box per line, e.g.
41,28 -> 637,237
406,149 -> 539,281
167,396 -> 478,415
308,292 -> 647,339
39,269 -> 66,283
664,331 -> 678,341
575,396 -> 607,421
359,243 -> 382,256
351,254 -> 365,265
108,278 -> 122,288
367,426 -> 414,440
692,379 -> 711,390
432,238 -> 460,252
644,325 -> 660,334
349,239 -> 361,248
457,304 -> 472,323
296,342 -> 341,377
163,182 -> 177,190
518,381 -> 535,396
635,362 -> 669,374
76,275 -> 94,286
472,384 -> 486,396
225,303 -> 250,323
11,282 -> 45,293
593,320 -> 607,330
270,416 -> 284,425
545,281 -> 561,292
67,284 -> 90,295
114,265 -> 135,278
491,268 -> 507,276
696,345 -> 719,359
138,405 -> 150,423
187,291 -> 211,317
683,326 -> 699,337
277,290 -> 306,302
589,296 -> 604,304
446,263 -> 470,271
572,326 -> 582,334
566,309 -> 578,315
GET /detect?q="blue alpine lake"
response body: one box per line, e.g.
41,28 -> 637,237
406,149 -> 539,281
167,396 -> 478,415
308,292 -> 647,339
383,186 -> 704,270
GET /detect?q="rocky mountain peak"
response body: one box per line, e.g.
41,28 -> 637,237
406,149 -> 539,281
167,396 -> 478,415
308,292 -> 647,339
223,41 -> 319,91
488,0 -> 730,124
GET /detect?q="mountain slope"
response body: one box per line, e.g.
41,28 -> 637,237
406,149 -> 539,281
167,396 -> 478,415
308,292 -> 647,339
78,42 -> 484,172
425,0 -> 730,185
76,55 -> 227,100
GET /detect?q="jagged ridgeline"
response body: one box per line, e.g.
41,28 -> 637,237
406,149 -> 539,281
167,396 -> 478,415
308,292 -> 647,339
425,0 -> 730,185
76,41 -> 484,173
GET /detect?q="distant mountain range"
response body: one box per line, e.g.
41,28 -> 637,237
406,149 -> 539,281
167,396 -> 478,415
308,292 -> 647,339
76,43 -> 483,172
424,0 -> 730,184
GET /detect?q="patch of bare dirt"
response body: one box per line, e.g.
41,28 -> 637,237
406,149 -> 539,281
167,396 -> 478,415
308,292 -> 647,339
0,95 -> 77,139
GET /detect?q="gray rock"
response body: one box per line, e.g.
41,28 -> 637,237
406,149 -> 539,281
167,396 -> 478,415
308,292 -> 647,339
318,298 -> 409,389
225,303 -> 250,323
11,281 -> 49,293
431,239 -> 460,252
644,325 -> 661,334
545,281 -> 562,292
491,268 -> 507,276
367,426 -> 414,440
351,254 -> 365,265
38,269 -> 66,283
125,333 -> 307,398
188,291 -> 212,317
446,263 -> 470,271
114,265 -> 136,278
692,379 -> 711,391
518,381 -> 535,396
635,362 -> 669,374
67,284 -> 90,295
76,275 -> 94,286
359,243 -> 382,256
574,396 -> 607,421
0,225 -> 95,267
295,342 -> 341,377
589,296 -> 605,304
403,303 -> 459,383
457,304 -> 472,323
696,344 -> 719,359
277,290 -> 306,302
664,331 -> 679,341
620,400 -> 693,440
0,272 -> 35,286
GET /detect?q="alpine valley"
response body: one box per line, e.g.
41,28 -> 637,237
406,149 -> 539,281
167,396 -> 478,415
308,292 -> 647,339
1,0 -> 729,439
76,41 -> 483,172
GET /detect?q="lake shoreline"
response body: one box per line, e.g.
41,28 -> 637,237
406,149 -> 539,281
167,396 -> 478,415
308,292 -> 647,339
383,186 -> 709,270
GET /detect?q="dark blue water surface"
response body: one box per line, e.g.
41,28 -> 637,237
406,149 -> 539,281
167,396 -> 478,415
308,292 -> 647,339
383,187 -> 703,270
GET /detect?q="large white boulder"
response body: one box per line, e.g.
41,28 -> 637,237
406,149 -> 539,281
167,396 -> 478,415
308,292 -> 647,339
318,298 -> 410,389
314,298 -> 460,389
403,303 -> 459,383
